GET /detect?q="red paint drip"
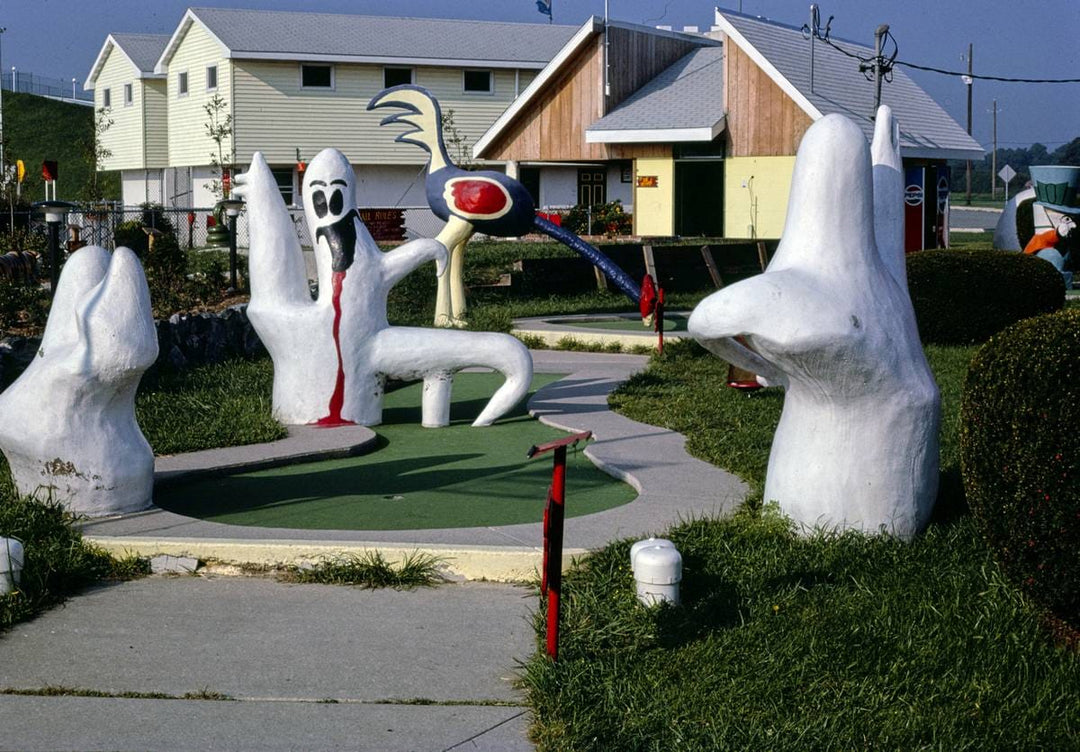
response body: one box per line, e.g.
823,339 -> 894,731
314,270 -> 354,427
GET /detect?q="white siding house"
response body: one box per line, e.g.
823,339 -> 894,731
87,8 -> 574,212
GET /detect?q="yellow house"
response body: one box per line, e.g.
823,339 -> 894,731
83,34 -> 170,205
474,9 -> 984,246
86,7 -> 576,210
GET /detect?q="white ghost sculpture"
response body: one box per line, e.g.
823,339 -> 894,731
0,246 -> 158,516
234,149 -> 533,427
688,108 -> 940,539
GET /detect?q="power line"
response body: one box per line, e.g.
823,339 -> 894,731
894,60 -> 1080,84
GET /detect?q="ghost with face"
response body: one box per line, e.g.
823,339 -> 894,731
688,109 -> 940,539
234,148 -> 532,427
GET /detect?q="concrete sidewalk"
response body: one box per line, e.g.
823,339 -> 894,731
0,577 -> 536,751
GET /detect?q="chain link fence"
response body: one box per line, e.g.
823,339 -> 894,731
2,70 -> 92,103
2,204 -> 446,253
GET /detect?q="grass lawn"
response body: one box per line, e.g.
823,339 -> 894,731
152,372 -> 635,530
523,340 -> 1080,750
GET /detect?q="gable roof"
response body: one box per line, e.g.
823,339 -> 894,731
155,7 -> 577,73
586,47 -> 725,143
84,33 -> 169,90
716,10 -> 984,160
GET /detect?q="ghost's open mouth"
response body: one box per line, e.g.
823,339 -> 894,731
315,209 -> 360,272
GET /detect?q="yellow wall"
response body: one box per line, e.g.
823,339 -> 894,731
95,47 -> 144,171
633,157 -> 674,236
723,156 -> 796,239
166,21 -> 231,167
142,79 -> 169,168
232,62 -> 533,166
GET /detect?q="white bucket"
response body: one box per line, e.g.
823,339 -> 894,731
0,537 -> 25,595
633,542 -> 682,606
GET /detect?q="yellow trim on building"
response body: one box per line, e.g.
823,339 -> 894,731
723,156 -> 796,239
633,157 -> 675,236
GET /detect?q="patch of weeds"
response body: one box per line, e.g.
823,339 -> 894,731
515,334 -> 549,350
280,550 -> 443,590
0,685 -> 232,701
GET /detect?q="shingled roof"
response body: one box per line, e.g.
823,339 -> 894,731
717,10 -> 983,159
85,33 -> 169,89
156,7 -> 577,72
587,46 -> 725,143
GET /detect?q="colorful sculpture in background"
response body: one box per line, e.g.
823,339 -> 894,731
0,246 -> 158,516
994,164 -> 1079,289
367,85 -> 657,328
688,107 -> 941,539
234,149 -> 533,427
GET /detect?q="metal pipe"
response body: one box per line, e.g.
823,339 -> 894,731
874,24 -> 889,111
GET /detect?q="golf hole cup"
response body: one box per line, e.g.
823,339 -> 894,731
1,537 -> 24,595
630,538 -> 681,606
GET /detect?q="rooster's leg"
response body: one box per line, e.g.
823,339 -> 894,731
449,240 -> 469,327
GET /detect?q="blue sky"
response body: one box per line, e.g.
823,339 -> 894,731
2,0 -> 1078,155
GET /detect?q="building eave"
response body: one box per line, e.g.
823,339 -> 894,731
154,9 -> 231,74
226,51 -> 550,69
586,118 -> 725,144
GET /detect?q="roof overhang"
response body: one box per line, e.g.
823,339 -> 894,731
84,34 -> 165,90
221,51 -> 550,70
901,145 -> 985,161
473,16 -> 604,159
587,117 -> 726,144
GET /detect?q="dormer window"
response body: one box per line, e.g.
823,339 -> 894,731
463,70 -> 493,94
300,64 -> 334,89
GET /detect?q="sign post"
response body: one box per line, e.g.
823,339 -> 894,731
998,165 -> 1016,203
527,429 -> 592,661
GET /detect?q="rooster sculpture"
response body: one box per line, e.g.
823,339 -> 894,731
368,85 -> 655,327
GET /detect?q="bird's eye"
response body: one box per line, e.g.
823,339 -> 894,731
313,190 -> 328,219
330,189 -> 344,215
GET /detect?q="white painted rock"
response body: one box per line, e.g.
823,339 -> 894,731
0,246 -> 158,516
234,149 -> 532,427
688,109 -> 941,539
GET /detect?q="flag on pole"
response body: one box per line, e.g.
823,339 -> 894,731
536,0 -> 552,21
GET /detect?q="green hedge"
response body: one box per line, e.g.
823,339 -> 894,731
907,249 -> 1064,344
960,308 -> 1080,643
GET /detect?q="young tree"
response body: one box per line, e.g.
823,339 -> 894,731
204,93 -> 234,199
79,106 -> 114,201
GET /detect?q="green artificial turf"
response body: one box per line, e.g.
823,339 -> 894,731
546,314 -> 688,333
153,373 -> 635,530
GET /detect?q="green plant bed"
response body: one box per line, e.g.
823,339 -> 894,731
152,373 -> 635,530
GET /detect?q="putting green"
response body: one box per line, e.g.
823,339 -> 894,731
545,314 -> 688,332
153,373 -> 636,530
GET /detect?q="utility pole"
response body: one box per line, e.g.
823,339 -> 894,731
991,99 -> 997,200
0,27 -> 6,184
965,43 -> 973,206
873,24 -> 889,111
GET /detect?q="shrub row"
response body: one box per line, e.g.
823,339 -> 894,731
907,249 -> 1064,344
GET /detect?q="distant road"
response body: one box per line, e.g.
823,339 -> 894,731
952,207 -> 1001,231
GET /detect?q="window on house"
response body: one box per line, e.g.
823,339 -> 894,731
463,70 -> 493,94
102,88 -> 111,108
124,83 -> 133,106
383,67 -> 413,88
178,71 -> 189,96
300,64 -> 333,89
206,65 -> 218,91
271,167 -> 294,206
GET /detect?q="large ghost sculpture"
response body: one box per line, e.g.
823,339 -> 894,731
0,246 -> 158,516
688,108 -> 940,539
234,149 -> 532,427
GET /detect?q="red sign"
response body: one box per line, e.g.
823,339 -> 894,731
636,175 -> 659,188
359,209 -> 406,242
41,160 -> 58,182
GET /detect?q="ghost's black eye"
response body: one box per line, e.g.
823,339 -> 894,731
330,189 -> 343,215
313,190 -> 328,219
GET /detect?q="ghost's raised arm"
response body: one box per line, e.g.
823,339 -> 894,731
381,238 -> 448,287
233,153 -> 312,310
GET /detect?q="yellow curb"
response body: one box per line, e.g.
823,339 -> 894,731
87,536 -> 589,583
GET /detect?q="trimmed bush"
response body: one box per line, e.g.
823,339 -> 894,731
960,308 -> 1080,643
907,249 -> 1064,344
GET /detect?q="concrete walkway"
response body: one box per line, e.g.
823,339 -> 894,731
0,349 -> 747,750
82,350 -> 747,581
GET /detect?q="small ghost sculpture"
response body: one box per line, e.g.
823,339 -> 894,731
234,149 -> 532,427
688,108 -> 940,539
0,246 -> 158,516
